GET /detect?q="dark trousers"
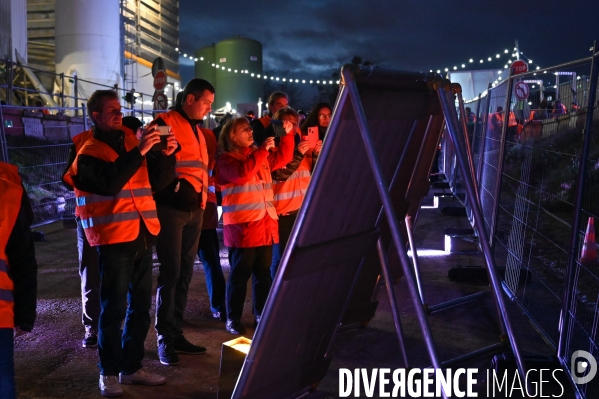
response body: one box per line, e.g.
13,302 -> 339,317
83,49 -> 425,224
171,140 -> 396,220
97,240 -> 153,376
270,213 -> 297,278
227,246 -> 272,321
0,328 -> 15,399
77,220 -> 100,330
155,205 -> 203,343
197,228 -> 226,314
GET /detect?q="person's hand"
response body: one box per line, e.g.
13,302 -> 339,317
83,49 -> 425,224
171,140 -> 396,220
314,140 -> 323,155
283,120 -> 294,135
138,126 -> 161,156
261,137 -> 275,151
162,134 -> 178,156
297,140 -> 311,155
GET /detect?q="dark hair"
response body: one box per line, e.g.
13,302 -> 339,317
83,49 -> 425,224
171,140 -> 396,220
247,110 -> 255,116
182,78 -> 215,103
218,117 -> 252,153
175,91 -> 185,106
272,107 -> 299,121
267,91 -> 289,106
301,102 -> 332,134
122,116 -> 143,133
87,90 -> 119,124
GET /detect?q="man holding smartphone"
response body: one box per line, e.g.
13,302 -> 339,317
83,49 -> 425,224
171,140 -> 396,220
150,78 -> 214,366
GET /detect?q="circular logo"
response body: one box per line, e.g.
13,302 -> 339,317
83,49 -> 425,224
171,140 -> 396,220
571,350 -> 597,384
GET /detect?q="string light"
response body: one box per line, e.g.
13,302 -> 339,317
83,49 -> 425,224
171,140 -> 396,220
175,45 -> 542,85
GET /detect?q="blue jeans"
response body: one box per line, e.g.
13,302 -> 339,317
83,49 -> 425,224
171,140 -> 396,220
270,213 -> 297,278
155,205 -> 203,344
97,239 -> 153,376
77,220 -> 100,330
197,228 -> 226,314
227,246 -> 272,321
0,328 -> 15,399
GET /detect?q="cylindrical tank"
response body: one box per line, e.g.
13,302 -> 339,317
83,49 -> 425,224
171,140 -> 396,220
55,0 -> 121,103
214,36 -> 263,111
194,44 -> 216,88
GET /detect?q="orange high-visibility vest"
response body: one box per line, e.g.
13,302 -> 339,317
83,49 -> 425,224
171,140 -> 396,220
272,153 -> 312,215
508,111 -> 518,127
0,162 -> 23,328
258,116 -> 271,128
70,129 -> 94,217
221,151 -> 278,225
158,111 -> 209,209
63,135 -> 160,246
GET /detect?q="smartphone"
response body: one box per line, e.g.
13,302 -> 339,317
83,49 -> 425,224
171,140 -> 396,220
306,126 -> 318,149
152,126 -> 171,151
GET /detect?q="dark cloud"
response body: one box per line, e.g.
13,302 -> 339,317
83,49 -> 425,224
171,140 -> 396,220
179,0 -> 598,83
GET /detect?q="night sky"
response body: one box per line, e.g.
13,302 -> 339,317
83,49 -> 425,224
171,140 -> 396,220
178,0 -> 598,85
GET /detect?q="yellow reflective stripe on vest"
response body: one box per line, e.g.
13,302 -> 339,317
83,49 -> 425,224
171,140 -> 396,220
76,188 -> 153,207
81,210 -> 158,228
274,189 -> 307,201
222,184 -> 263,196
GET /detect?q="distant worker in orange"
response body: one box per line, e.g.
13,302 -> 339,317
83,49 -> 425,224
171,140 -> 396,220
251,91 -> 290,144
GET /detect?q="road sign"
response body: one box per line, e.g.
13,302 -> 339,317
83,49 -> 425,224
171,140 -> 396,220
511,60 -> 528,76
154,92 -> 168,110
153,70 -> 167,91
514,82 -> 530,101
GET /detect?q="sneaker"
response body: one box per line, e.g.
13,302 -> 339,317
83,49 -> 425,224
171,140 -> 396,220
174,336 -> 206,355
212,311 -> 227,322
99,375 -> 122,397
119,368 -> 166,386
83,327 -> 98,348
226,319 -> 246,335
157,341 -> 179,366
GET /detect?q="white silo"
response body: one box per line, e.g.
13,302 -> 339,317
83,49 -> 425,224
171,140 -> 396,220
55,0 -> 122,105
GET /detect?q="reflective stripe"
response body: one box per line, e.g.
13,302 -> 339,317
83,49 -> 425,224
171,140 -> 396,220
81,210 -> 157,228
222,184 -> 263,196
0,259 -> 7,273
222,203 -> 266,213
208,185 -> 216,193
176,160 -> 208,170
0,289 -> 13,302
76,188 -> 153,206
274,189 -> 307,201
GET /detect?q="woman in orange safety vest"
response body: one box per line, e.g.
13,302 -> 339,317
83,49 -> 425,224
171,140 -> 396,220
216,116 -> 294,335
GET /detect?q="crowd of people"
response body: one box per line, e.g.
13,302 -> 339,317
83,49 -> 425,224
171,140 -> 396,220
0,79 -> 334,397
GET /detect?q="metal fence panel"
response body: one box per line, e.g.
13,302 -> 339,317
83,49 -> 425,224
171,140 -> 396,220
0,105 -> 86,225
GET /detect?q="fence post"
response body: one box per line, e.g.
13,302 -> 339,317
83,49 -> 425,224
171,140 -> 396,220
83,103 -> 89,131
74,74 -> 79,116
558,41 -> 599,361
6,60 -> 13,105
0,103 -> 8,163
489,78 -> 515,249
476,84 -> 493,186
60,72 -> 65,107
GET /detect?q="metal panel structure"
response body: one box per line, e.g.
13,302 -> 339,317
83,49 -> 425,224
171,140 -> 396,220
232,65 -> 445,398
232,65 -> 526,398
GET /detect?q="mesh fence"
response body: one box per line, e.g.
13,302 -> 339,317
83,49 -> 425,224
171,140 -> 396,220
444,52 -> 599,397
0,105 -> 87,226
